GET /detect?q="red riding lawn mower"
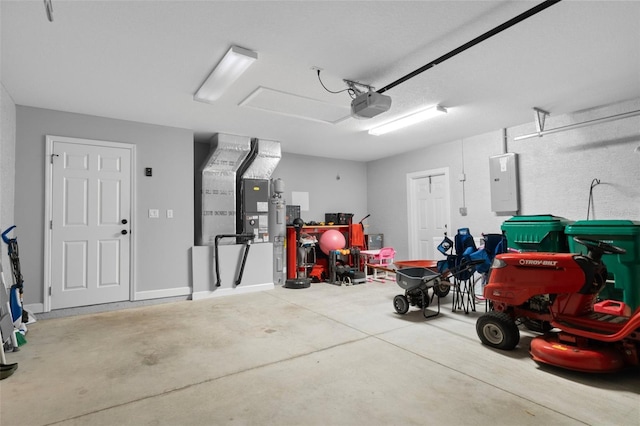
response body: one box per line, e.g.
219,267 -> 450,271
476,237 -> 640,373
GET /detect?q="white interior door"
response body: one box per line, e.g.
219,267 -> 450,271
47,136 -> 133,309
407,168 -> 450,259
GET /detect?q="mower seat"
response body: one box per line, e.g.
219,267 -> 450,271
573,255 -> 608,295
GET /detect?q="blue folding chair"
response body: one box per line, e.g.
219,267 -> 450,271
436,228 -> 479,313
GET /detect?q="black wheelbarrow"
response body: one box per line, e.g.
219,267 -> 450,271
393,267 -> 447,319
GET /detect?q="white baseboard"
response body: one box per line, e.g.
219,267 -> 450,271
135,286 -> 192,301
24,288 -> 191,314
191,283 -> 274,301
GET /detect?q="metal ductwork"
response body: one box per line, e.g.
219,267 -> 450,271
241,139 -> 281,180
197,133 -> 252,246
197,134 -> 282,288
197,135 -> 282,246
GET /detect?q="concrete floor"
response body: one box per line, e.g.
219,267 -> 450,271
1,282 -> 639,426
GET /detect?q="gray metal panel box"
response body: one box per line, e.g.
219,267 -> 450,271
366,234 -> 384,250
286,205 -> 300,225
489,153 -> 519,212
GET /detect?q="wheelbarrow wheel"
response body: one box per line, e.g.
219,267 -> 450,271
1,363 -> 18,380
476,311 -> 520,350
433,278 -> 451,298
393,295 -> 409,314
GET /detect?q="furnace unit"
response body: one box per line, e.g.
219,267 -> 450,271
240,178 -> 269,241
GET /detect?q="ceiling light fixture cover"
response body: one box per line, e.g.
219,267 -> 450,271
194,45 -> 257,103
369,104 -> 447,136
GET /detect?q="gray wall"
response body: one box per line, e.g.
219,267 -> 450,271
271,152 -> 368,224
9,96 -> 640,310
1,82 -> 17,274
15,107 -> 194,306
193,146 -> 369,229
511,99 -> 640,220
367,98 -> 640,260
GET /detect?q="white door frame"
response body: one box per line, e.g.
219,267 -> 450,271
406,167 -> 451,259
43,135 -> 136,312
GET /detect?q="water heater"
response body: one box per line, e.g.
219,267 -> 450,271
268,178 -> 286,285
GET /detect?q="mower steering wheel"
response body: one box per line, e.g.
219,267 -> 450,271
573,237 -> 626,256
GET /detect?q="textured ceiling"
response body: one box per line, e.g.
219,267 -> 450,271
2,1 -> 639,162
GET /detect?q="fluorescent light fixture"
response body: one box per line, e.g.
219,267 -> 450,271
368,104 -> 447,136
194,46 -> 257,103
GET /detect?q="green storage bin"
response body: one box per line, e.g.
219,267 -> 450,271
501,215 -> 573,253
566,220 -> 640,311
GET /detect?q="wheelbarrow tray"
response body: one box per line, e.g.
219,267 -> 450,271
396,267 -> 440,291
394,260 -> 438,270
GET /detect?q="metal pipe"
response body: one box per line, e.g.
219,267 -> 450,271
513,109 -> 640,141
502,128 -> 508,153
377,0 -> 562,94
235,241 -> 252,286
236,139 -> 259,236
214,233 -> 255,287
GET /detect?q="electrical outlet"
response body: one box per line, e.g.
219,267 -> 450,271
167,209 -> 173,219
149,209 -> 159,218
459,207 -> 468,216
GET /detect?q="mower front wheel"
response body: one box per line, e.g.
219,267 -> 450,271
476,311 -> 520,350
393,295 -> 409,314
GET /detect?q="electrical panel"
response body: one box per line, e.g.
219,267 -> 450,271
489,153 -> 519,212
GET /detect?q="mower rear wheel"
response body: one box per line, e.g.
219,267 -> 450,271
433,279 -> 451,298
476,311 -> 520,350
393,295 -> 409,314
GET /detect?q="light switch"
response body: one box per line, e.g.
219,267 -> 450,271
167,209 -> 173,219
149,209 -> 159,218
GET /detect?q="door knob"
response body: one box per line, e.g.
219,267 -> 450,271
121,219 -> 128,224
121,230 -> 128,235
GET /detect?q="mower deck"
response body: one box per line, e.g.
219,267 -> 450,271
530,333 -> 625,373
